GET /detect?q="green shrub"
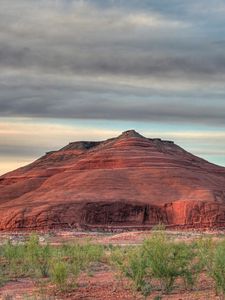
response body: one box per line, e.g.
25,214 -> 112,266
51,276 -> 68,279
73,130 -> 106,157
0,236 -> 104,292
50,261 -> 68,289
124,247 -> 149,292
2,240 -> 28,277
110,246 -> 128,276
61,242 -> 103,271
25,234 -> 52,277
143,232 -> 200,293
3,240 -> 25,262
49,242 -> 103,290
111,246 -> 151,298
110,234 -> 201,296
37,244 -> 52,277
213,241 -> 225,295
198,238 -> 225,296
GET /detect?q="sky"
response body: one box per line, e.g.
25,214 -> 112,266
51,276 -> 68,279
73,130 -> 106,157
1,0 -> 225,175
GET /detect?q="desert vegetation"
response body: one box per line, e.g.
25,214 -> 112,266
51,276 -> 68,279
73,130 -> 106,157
110,230 -> 225,299
0,234 -> 104,296
1,231 -> 225,299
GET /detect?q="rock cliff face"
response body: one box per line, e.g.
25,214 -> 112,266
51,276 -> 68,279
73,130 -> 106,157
1,130 -> 225,231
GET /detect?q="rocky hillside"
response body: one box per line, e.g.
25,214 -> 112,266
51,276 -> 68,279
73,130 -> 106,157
1,130 -> 225,230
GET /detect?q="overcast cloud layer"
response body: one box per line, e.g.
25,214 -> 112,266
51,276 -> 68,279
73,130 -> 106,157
0,0 -> 225,174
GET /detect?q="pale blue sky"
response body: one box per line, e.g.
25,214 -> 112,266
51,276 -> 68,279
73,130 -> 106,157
0,0 -> 225,174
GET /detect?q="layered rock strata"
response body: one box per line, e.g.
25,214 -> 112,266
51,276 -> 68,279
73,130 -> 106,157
1,130 -> 225,231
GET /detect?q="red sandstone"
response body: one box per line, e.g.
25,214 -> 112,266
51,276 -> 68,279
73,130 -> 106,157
1,130 -> 225,230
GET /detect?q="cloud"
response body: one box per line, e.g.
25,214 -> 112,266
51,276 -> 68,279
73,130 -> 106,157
0,0 -> 225,174
0,74 -> 225,125
0,118 -> 119,154
0,0 -> 225,126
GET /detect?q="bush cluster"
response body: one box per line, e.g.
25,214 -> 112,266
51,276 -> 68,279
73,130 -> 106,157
110,231 -> 225,298
1,231 -> 225,299
0,234 -> 103,291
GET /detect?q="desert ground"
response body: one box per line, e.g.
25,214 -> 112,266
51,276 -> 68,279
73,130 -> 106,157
1,229 -> 225,300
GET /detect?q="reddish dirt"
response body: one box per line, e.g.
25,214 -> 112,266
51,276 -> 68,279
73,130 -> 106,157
0,279 -> 37,299
0,268 -> 221,300
61,270 -> 221,300
1,129 -> 225,231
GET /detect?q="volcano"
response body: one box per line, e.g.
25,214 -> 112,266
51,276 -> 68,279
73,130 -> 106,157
1,130 -> 225,231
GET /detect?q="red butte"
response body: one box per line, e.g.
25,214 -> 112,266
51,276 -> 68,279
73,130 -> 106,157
1,130 -> 225,231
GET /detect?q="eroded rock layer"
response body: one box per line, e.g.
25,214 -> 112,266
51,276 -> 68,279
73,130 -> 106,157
1,130 -> 225,230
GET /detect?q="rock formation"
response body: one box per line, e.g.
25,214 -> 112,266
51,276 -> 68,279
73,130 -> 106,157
1,129 -> 225,231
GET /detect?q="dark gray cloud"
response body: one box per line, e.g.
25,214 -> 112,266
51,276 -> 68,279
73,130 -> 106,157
0,144 -> 45,157
0,0 -> 225,125
1,43 -> 225,79
0,78 -> 225,125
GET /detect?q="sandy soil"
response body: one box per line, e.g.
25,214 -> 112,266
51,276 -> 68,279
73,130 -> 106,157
0,267 -> 221,300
